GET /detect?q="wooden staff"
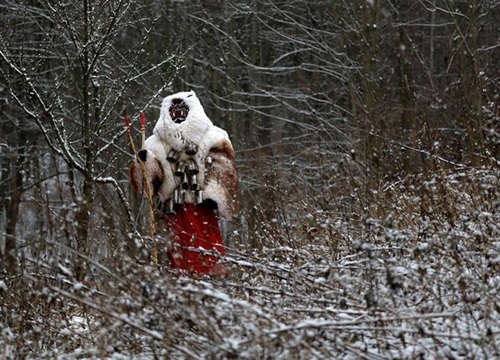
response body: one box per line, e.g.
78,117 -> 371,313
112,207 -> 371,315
124,114 -> 158,265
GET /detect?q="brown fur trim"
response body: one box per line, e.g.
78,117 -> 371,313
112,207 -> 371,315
206,140 -> 240,218
129,155 -> 165,196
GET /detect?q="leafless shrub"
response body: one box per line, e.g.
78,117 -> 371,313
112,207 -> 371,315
2,0 -> 500,358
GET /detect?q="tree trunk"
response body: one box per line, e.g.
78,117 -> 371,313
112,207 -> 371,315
73,0 -> 95,281
2,132 -> 26,274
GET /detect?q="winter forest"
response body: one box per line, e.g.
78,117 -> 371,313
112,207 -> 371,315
1,0 -> 500,358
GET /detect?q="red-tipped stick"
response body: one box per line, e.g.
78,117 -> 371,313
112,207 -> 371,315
140,112 -> 146,148
124,114 -> 132,136
124,115 -> 158,265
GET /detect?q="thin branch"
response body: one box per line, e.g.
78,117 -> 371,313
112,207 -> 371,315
94,176 -> 134,232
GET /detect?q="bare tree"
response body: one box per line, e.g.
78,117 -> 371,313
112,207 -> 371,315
1,1 -> 500,358
0,0 -> 181,278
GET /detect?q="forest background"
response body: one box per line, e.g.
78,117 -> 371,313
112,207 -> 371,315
1,0 -> 500,358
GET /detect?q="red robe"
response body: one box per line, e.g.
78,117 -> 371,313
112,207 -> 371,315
166,203 -> 225,274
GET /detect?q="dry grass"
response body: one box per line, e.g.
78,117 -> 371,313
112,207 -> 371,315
2,155 -> 500,358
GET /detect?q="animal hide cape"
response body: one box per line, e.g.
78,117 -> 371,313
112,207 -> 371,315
129,91 -> 239,274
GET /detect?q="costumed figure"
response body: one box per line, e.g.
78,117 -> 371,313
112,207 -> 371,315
129,91 -> 239,274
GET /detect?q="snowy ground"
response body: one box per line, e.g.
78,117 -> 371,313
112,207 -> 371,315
2,168 -> 500,359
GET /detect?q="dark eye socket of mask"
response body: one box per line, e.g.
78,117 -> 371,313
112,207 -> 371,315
171,98 -> 184,105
